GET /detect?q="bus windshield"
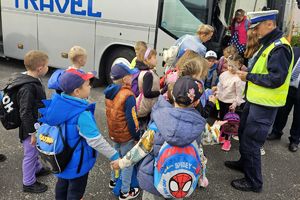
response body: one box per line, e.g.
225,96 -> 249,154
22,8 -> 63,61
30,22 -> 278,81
160,0 -> 209,38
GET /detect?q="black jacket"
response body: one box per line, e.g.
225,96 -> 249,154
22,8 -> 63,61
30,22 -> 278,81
7,73 -> 46,141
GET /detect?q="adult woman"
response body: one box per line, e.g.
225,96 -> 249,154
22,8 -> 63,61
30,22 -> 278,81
243,29 -> 266,156
244,29 -> 260,69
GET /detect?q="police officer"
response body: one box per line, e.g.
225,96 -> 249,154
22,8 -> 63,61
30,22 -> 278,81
224,10 -> 294,192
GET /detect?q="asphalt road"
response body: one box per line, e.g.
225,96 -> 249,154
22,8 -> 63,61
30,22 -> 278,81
0,58 -> 299,200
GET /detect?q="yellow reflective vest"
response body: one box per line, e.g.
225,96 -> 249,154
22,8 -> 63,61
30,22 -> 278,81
246,37 -> 294,107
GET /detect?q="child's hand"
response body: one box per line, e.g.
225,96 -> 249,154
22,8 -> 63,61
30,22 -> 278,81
241,65 -> 248,72
198,176 -> 209,188
229,102 -> 237,111
208,95 -> 216,104
211,86 -> 217,92
214,120 -> 228,127
111,159 -> 120,170
30,135 -> 37,146
237,70 -> 248,81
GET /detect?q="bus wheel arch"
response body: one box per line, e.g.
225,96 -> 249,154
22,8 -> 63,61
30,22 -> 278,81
99,45 -> 135,85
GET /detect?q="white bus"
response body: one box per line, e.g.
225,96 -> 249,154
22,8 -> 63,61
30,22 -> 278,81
0,0 -> 292,84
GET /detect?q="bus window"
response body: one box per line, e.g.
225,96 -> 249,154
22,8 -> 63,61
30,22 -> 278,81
160,0 -> 209,38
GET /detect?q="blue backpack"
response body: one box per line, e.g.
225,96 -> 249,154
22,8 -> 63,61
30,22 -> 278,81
153,129 -> 202,198
36,123 -> 82,174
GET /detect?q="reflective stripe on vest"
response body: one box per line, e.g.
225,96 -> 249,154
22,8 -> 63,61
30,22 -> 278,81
246,37 -> 294,107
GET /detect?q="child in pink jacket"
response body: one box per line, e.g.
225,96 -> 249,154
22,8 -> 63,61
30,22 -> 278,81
216,54 -> 246,151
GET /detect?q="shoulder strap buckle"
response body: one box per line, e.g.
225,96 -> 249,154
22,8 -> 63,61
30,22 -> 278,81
274,39 -> 283,47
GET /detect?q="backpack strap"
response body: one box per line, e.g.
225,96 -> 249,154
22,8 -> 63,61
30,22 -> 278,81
92,149 -> 96,158
136,70 -> 149,112
58,124 -> 82,152
75,106 -> 98,173
58,124 -> 68,148
77,140 -> 84,174
59,123 -> 83,174
136,92 -> 143,112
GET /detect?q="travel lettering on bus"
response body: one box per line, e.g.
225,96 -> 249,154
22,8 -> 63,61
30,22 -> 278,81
15,0 -> 102,18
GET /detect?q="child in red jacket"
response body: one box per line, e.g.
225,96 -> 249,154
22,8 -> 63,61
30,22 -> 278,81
229,9 -> 250,55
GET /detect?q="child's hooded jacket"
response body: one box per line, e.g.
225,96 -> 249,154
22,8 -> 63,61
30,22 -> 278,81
39,93 -> 118,179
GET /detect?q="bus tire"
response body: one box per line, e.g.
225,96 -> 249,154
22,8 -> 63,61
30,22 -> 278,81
104,47 -> 135,84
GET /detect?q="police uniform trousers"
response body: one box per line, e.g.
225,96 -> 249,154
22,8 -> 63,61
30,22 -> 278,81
238,101 -> 278,189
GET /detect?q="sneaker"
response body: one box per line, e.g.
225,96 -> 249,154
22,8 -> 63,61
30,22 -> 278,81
23,181 -> 48,193
219,136 -> 225,144
0,154 -> 7,162
109,180 -> 116,189
232,135 -> 239,141
119,188 -> 140,200
36,167 -> 51,177
260,147 -> 266,156
222,140 -> 231,151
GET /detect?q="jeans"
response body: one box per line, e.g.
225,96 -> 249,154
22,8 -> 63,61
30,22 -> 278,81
55,173 -> 89,200
111,139 -> 135,193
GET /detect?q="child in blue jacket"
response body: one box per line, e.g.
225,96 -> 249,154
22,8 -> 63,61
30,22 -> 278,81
39,69 -> 119,200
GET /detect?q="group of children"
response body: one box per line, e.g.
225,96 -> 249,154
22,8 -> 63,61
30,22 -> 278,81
106,35 -> 254,199
0,30 -> 254,199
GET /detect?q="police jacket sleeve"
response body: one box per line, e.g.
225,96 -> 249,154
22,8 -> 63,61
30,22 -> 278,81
143,72 -> 160,98
246,46 -> 292,88
17,85 -> 36,135
125,96 -> 140,140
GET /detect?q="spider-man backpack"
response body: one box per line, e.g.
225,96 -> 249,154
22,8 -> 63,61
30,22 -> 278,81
221,112 -> 240,136
154,141 -> 202,199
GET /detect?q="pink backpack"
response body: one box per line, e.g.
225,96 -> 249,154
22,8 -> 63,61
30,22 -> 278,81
221,112 -> 240,136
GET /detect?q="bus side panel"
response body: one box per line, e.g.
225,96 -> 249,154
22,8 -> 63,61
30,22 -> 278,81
38,15 -> 95,72
94,21 -> 150,71
96,21 -> 150,42
2,10 -> 38,59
